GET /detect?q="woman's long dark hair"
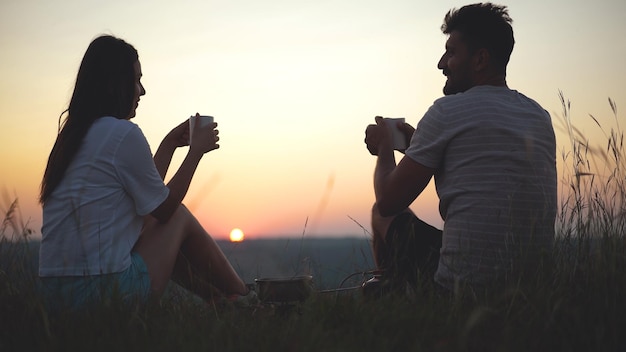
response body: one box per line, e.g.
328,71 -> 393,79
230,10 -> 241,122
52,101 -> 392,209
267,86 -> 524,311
40,35 -> 138,204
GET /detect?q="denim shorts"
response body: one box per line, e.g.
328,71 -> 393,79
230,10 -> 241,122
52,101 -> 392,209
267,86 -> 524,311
39,252 -> 151,311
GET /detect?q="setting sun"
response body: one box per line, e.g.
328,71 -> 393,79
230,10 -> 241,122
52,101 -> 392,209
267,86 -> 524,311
229,228 -> 245,242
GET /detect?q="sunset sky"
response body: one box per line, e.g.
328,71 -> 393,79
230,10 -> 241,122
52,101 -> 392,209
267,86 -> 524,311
1,0 -> 624,240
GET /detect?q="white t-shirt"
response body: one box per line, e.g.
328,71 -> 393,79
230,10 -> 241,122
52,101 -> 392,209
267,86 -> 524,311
39,116 -> 169,276
405,85 -> 557,289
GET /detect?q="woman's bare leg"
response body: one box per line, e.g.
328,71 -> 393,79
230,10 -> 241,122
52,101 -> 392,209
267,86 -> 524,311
134,204 -> 247,296
169,252 -> 222,302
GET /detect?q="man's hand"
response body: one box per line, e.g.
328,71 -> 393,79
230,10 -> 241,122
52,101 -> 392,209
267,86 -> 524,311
397,122 -> 415,154
364,116 -> 393,156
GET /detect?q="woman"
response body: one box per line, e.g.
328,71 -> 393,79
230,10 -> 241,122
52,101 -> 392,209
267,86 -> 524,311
39,35 -> 252,309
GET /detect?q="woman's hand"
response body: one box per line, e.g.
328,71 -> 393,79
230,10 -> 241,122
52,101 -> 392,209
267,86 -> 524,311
164,120 -> 191,148
189,119 -> 219,155
155,118 -> 192,179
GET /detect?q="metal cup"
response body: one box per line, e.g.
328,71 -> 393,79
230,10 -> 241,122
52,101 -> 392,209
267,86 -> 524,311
384,117 -> 407,150
188,115 -> 214,145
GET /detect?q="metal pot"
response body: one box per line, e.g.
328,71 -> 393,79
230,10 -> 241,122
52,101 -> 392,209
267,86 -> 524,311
254,275 -> 313,303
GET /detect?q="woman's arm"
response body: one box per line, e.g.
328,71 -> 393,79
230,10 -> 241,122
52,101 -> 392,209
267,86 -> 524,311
153,120 -> 190,179
151,120 -> 220,222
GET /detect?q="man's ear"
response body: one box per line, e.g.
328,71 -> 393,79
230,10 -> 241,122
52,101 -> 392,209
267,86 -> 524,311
473,48 -> 490,72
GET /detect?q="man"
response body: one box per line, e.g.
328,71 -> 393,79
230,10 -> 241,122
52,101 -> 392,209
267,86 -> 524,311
364,3 -> 556,294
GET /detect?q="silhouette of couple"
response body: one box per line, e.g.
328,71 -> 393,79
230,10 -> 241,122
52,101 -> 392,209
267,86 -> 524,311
39,3 -> 556,309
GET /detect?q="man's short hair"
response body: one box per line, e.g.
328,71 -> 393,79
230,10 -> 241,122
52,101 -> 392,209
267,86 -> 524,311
441,3 -> 515,70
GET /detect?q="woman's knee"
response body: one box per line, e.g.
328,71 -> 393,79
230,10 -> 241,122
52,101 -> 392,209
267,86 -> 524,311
371,203 -> 386,224
167,204 -> 195,225
140,205 -> 194,241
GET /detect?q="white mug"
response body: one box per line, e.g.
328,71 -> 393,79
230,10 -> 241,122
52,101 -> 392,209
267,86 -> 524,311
384,117 -> 407,150
188,115 -> 214,145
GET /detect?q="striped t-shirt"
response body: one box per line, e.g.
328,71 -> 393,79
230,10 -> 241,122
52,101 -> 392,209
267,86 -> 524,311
405,85 -> 557,290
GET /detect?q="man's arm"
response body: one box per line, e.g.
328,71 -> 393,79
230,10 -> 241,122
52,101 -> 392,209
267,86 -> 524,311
367,116 -> 435,217
375,155 -> 435,217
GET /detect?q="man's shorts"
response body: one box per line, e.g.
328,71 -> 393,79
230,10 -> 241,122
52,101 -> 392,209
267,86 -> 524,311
379,212 -> 443,284
39,252 -> 151,311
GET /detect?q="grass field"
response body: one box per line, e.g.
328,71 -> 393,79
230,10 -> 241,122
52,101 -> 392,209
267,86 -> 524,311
1,96 -> 624,352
